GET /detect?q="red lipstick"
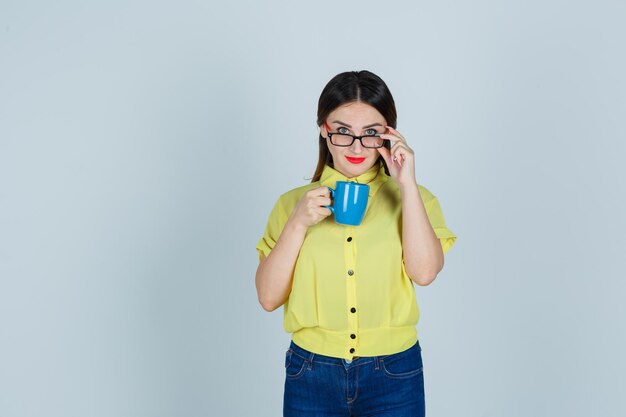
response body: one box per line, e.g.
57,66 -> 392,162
346,156 -> 366,164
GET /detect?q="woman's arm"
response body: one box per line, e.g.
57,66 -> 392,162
255,186 -> 332,311
376,126 -> 444,286
399,183 -> 444,286
255,218 -> 307,312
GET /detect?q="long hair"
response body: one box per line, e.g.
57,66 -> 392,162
310,70 -> 397,182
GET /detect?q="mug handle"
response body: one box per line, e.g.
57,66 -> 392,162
324,187 -> 335,213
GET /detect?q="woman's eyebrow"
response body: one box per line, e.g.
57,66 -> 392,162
331,120 -> 383,129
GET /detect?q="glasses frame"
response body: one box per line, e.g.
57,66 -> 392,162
323,122 -> 390,149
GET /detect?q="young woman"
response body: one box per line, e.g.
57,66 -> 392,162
255,70 -> 457,417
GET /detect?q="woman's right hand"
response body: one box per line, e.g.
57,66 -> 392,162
289,186 -> 333,229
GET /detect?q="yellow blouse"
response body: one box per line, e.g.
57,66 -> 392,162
256,162 -> 457,360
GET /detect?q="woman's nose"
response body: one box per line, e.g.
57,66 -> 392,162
350,138 -> 364,153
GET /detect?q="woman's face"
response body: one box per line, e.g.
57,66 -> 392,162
321,101 -> 387,178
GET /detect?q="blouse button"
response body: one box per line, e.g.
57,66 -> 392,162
350,334 -> 356,339
347,237 -> 352,242
347,269 -> 354,276
350,307 -> 356,313
350,348 -> 355,353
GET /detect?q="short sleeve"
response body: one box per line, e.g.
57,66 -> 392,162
424,196 -> 457,255
255,197 -> 286,262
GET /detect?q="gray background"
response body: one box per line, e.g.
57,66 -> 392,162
1,0 -> 624,416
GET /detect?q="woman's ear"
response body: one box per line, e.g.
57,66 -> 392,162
320,122 -> 328,139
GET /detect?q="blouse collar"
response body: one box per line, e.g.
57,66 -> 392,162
319,162 -> 388,197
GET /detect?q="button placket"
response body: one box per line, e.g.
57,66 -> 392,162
344,226 -> 358,356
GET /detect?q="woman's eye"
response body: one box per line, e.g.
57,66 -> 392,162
365,129 -> 377,136
338,127 -> 350,134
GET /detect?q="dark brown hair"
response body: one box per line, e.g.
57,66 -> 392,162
310,70 -> 397,182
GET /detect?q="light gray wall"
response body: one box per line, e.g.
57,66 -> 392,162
1,1 -> 624,416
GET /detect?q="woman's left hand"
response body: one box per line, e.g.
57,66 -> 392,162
376,126 -> 417,188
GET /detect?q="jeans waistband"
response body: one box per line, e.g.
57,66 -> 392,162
288,339 -> 420,365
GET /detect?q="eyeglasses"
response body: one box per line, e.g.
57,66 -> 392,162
324,122 -> 390,149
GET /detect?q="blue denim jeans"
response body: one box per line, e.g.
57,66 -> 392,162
283,339 -> 425,416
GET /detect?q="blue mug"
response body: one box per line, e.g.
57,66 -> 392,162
325,181 -> 370,226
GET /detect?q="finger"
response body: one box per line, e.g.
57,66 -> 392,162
389,144 -> 407,165
392,152 -> 403,167
313,196 -> 332,207
319,185 -> 331,194
393,146 -> 407,161
385,144 -> 405,166
394,151 -> 405,165
379,133 -> 402,143
390,142 -> 406,159
311,186 -> 330,197
315,206 -> 332,217
392,141 -> 414,156
379,134 -> 403,149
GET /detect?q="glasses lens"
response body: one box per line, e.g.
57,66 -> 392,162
362,136 -> 385,148
331,134 -> 354,146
